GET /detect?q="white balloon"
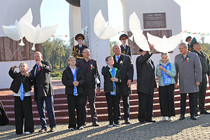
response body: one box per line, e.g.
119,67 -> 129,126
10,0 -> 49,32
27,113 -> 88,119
2,21 -> 21,41
2,8 -> 33,46
129,12 -> 150,51
23,22 -> 58,50
147,32 -> 183,53
94,10 -> 118,40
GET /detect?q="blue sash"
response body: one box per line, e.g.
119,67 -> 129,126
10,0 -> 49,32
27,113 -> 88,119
160,62 -> 172,85
20,83 -> 25,101
72,68 -> 78,96
109,67 -> 117,96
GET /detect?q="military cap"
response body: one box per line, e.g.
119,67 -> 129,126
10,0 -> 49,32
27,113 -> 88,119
75,33 -> 85,40
119,34 -> 128,40
185,36 -> 192,42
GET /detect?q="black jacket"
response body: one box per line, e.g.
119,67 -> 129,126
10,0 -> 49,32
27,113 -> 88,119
77,59 -> 100,89
113,54 -> 134,96
136,52 -> 157,95
62,66 -> 85,95
30,60 -> 54,100
120,45 -> 131,56
9,67 -> 32,94
101,66 -> 121,95
192,50 -> 210,76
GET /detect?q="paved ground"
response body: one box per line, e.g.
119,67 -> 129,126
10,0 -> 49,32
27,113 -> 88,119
0,113 -> 210,140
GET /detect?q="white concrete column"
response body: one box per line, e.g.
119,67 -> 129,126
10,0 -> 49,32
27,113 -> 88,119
80,0 -> 110,88
69,5 -> 81,42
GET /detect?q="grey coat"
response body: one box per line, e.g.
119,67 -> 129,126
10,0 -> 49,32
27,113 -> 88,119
175,51 -> 202,94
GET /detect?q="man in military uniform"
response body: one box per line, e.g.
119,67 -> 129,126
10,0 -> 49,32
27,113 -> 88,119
119,34 -> 131,56
186,36 -> 192,50
192,42 -> 210,115
72,33 -> 88,60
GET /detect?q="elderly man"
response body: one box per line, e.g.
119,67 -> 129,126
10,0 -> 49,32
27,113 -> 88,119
113,45 -> 134,124
31,51 -> 56,132
136,45 -> 157,123
192,42 -> 210,114
175,43 -> 202,120
77,48 -> 100,126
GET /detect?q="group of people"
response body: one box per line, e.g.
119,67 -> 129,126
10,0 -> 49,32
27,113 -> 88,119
8,33 -> 209,135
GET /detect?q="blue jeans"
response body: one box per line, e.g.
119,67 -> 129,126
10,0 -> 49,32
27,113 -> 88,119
36,96 -> 56,129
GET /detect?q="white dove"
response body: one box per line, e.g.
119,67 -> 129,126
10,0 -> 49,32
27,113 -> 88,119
129,12 -> 150,51
94,10 -> 118,40
147,32 -> 183,53
2,8 -> 33,46
23,22 -> 58,50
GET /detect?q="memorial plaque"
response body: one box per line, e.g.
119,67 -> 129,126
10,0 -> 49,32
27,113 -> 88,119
143,13 -> 166,29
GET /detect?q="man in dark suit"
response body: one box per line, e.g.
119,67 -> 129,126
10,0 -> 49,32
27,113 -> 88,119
136,45 -> 157,123
76,48 -> 100,126
113,45 -> 134,124
72,33 -> 88,60
30,51 -> 56,132
119,34 -> 131,56
192,42 -> 210,115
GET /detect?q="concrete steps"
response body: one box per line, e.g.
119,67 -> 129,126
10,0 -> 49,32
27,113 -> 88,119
1,81 -> 210,125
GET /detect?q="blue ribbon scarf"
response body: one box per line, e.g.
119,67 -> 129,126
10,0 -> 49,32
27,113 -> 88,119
109,67 -> 117,96
160,62 -> 172,86
73,68 -> 78,96
20,83 -> 25,101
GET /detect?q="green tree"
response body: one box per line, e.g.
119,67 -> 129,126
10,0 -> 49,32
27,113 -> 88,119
42,38 -> 70,70
199,37 -> 210,57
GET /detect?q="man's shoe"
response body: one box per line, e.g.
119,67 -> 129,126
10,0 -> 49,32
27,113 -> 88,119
39,128 -> 47,132
168,117 -> 173,121
78,126 -> 84,130
200,111 -> 210,115
25,131 -> 31,135
162,117 -> 166,121
179,115 -> 185,120
49,128 -> 56,132
92,122 -> 100,126
146,119 -> 156,123
69,128 -> 74,131
113,123 -> 120,127
124,120 -> 131,124
190,116 -> 197,120
139,121 -> 145,124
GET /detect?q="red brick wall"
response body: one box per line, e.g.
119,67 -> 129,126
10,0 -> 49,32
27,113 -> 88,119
0,37 -> 42,61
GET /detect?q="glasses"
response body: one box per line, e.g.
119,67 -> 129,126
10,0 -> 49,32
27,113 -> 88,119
178,47 -> 185,50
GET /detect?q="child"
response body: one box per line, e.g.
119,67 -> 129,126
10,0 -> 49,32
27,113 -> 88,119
62,56 -> 85,130
9,63 -> 34,135
102,56 -> 121,127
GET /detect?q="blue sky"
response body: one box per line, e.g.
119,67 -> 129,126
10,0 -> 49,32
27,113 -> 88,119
40,0 -> 210,43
